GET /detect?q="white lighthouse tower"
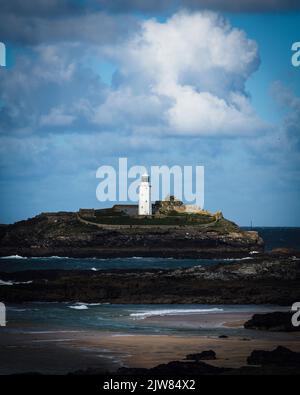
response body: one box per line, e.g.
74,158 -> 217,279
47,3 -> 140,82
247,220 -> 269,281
139,173 -> 152,216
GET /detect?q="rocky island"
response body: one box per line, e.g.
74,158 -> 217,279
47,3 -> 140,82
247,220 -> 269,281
0,197 -> 264,259
1,198 -> 299,306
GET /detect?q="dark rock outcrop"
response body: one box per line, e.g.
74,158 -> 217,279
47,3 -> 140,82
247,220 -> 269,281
116,347 -> 300,376
118,360 -> 228,376
244,312 -> 300,332
19,347 -> 300,376
247,346 -> 300,367
186,350 -> 216,361
0,211 -> 264,259
0,256 -> 299,304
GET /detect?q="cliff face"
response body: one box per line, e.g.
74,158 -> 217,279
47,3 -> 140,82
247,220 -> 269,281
0,211 -> 264,258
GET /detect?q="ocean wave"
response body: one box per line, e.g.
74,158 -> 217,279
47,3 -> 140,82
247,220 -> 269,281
31,256 -> 71,259
0,280 -> 13,285
220,257 -> 253,261
26,330 -> 82,334
32,256 -> 111,261
0,255 -> 28,259
68,304 -> 89,310
46,256 -> 70,259
237,257 -> 254,260
130,308 -> 223,319
0,279 -> 33,286
1,255 -> 73,260
68,302 -> 105,310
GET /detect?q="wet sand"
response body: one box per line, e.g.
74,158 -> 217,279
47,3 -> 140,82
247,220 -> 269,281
1,311 -> 300,374
144,312 -> 255,329
93,332 -> 300,369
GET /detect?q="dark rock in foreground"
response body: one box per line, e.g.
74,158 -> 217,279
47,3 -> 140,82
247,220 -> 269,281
118,360 -> 228,376
16,347 -> 300,376
244,312 -> 300,332
186,350 -> 216,361
247,346 -> 300,367
117,347 -> 300,376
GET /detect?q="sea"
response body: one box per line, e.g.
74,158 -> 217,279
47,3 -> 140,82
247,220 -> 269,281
4,303 -> 288,337
0,227 -> 299,340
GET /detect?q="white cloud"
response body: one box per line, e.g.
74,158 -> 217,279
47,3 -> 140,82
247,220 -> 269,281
99,11 -> 265,136
0,11 -> 266,138
40,107 -> 76,127
92,88 -> 166,129
0,44 -> 106,133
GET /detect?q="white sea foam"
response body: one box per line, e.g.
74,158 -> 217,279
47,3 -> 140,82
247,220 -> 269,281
26,330 -> 82,334
237,257 -> 254,260
0,280 -> 13,285
31,256 -> 107,260
220,257 -> 253,261
90,267 -> 98,271
0,279 -> 33,286
130,308 -> 223,319
31,256 -> 71,259
0,255 -> 28,259
69,304 -> 89,310
48,256 -> 69,259
68,302 -> 104,310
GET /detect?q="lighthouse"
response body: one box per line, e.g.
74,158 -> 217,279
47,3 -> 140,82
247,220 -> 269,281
139,173 -> 152,216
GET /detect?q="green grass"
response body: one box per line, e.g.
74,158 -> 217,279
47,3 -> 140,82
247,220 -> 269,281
208,218 -> 239,233
81,213 -> 216,226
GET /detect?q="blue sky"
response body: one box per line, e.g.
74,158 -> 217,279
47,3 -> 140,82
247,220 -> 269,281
229,13 -> 300,118
0,1 -> 300,226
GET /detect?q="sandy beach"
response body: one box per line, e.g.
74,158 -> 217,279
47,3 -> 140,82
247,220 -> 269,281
144,311 -> 255,329
1,311 -> 300,374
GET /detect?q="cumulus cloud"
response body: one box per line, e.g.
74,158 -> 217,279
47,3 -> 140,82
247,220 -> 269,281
0,44 -> 107,133
0,11 -> 265,138
96,12 -> 264,136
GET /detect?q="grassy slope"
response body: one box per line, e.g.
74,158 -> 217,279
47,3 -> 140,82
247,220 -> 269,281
79,208 -> 241,233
